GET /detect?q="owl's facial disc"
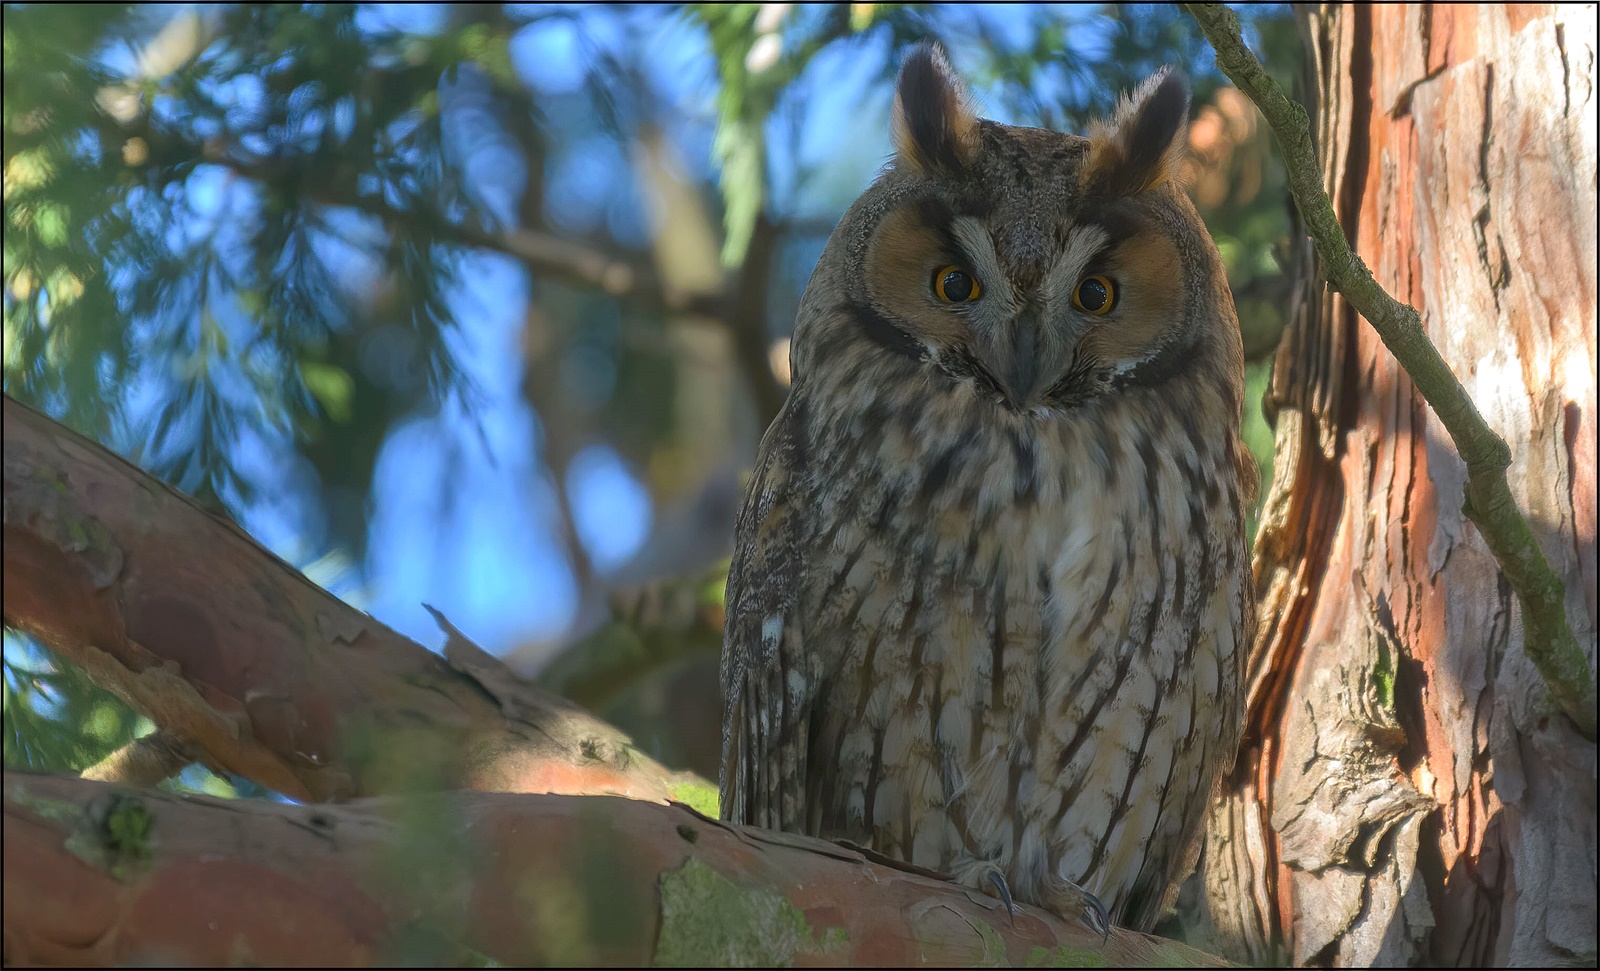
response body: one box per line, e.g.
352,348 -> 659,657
864,199 -> 1188,409
845,45 -> 1200,410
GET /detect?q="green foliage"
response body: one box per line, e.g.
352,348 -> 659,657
1242,358 -> 1276,540
2,636 -> 145,771
693,4 -> 898,267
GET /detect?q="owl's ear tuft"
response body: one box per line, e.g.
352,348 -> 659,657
1086,68 -> 1190,196
892,44 -> 980,176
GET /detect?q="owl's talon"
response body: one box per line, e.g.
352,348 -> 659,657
1081,892 -> 1110,942
1041,876 -> 1111,941
987,870 -> 1019,925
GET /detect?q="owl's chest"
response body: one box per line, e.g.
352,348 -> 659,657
800,405 -> 1217,678
794,402 -> 1248,906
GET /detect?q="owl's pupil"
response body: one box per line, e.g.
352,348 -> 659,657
942,270 -> 973,301
1078,278 -> 1109,311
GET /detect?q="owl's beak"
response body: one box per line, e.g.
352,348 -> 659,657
993,315 -> 1041,407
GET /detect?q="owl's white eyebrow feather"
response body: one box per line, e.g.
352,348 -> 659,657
1043,223 -> 1110,311
949,216 -> 1014,311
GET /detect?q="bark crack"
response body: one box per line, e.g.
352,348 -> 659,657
1472,65 -> 1512,312
1556,23 -> 1572,119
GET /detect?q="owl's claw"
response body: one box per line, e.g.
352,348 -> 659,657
1080,891 -> 1111,942
1041,876 -> 1111,942
987,870 -> 1020,925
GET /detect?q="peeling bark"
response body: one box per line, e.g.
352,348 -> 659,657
2,772 -> 1226,968
1203,4 -> 1597,966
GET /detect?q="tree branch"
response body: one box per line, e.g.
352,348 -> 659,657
1184,2 -> 1597,740
1,394 -> 705,803
3,772 -> 1227,967
79,730 -> 197,788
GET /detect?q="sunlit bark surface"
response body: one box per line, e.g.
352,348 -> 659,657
1203,4 -> 1596,966
2,772 -> 1226,968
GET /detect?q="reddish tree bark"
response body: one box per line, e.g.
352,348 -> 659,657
2,393 -> 694,804
1203,5 -> 1596,966
2,772 -> 1226,968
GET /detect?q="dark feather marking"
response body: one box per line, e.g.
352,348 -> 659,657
1045,349 -> 1112,409
938,346 -> 1011,406
1075,203 -> 1152,242
897,45 -> 972,173
1084,686 -> 1164,882
1010,428 -> 1037,504
899,782 -> 914,861
1032,564 -> 1055,820
848,301 -> 926,361
1050,649 -> 1123,781
921,447 -> 958,502
904,631 -> 930,711
873,483 -> 903,531
969,697 -> 987,767
1137,435 -> 1162,525
1009,757 -> 1027,862
1051,543 -> 1165,823
1086,558 -> 1122,633
959,191 -> 997,221
863,725 -> 886,835
853,628 -> 882,721
1124,71 -> 1189,180
1110,334 -> 1199,391
818,539 -> 869,626
990,556 -> 1009,711
1169,555 -> 1188,644
813,699 -> 840,829
911,196 -> 966,257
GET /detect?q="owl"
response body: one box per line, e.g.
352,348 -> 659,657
720,44 -> 1256,934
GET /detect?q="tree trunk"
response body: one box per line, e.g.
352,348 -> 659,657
1204,4 -> 1597,966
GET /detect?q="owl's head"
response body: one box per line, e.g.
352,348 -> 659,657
792,44 -> 1242,414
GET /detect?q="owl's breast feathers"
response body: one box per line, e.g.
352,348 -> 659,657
721,360 -> 1254,930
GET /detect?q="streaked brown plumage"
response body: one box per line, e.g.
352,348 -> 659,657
720,45 -> 1256,932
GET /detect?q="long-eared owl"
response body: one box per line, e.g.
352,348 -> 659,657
720,44 -> 1257,933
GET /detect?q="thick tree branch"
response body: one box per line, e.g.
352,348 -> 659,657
1,394 -> 704,803
3,772 -> 1226,968
79,729 -> 197,787
1185,2 -> 1597,740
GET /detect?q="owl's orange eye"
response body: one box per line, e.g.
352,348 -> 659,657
932,265 -> 982,303
1073,275 -> 1117,315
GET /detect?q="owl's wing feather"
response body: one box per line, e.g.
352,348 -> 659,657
721,402 -> 812,832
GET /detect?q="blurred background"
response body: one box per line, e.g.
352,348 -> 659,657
3,2 -> 1297,793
